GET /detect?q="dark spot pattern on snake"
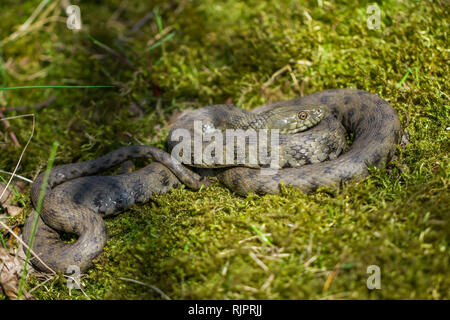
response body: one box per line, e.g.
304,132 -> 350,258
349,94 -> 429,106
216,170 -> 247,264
23,89 -> 401,273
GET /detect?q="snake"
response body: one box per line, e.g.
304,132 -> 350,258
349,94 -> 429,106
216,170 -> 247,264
22,89 -> 401,273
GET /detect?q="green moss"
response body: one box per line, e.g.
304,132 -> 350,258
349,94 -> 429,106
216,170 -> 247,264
0,0 -> 448,299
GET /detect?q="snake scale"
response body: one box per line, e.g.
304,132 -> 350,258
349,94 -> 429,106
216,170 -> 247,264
22,89 -> 401,273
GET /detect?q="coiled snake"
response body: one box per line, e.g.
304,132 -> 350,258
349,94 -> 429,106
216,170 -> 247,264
22,89 -> 401,273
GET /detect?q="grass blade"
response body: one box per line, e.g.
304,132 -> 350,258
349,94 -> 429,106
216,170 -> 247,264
88,35 -> 133,67
147,32 -> 175,52
250,225 -> 274,246
397,68 -> 411,88
17,141 -> 59,300
0,233 -> 7,249
0,85 -> 115,90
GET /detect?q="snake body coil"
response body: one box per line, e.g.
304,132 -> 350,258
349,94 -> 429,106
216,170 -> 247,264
217,89 -> 401,194
23,89 -> 401,272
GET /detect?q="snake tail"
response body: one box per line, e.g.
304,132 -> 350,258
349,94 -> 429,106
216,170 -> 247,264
22,146 -> 199,272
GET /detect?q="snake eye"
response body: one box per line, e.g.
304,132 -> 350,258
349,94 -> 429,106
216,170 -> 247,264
298,111 -> 308,120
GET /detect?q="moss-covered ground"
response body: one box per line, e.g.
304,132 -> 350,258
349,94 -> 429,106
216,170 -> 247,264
0,0 -> 448,299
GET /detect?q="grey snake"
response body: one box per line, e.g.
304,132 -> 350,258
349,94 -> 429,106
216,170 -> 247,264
22,89 -> 401,273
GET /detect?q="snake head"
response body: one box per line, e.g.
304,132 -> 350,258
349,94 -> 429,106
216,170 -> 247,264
263,104 -> 325,134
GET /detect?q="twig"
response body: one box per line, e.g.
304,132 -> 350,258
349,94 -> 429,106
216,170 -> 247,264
0,114 -> 34,201
0,0 -> 59,47
0,170 -> 33,183
122,2 -> 178,41
249,252 -> 269,272
89,35 -> 133,68
0,110 -> 20,146
261,65 -> 291,90
260,273 -> 275,290
0,221 -> 55,275
1,95 -> 55,113
28,273 -> 90,299
107,0 -> 129,27
19,0 -> 51,31
118,277 -> 171,300
129,11 -> 155,35
28,275 -> 54,293
63,274 -> 90,299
